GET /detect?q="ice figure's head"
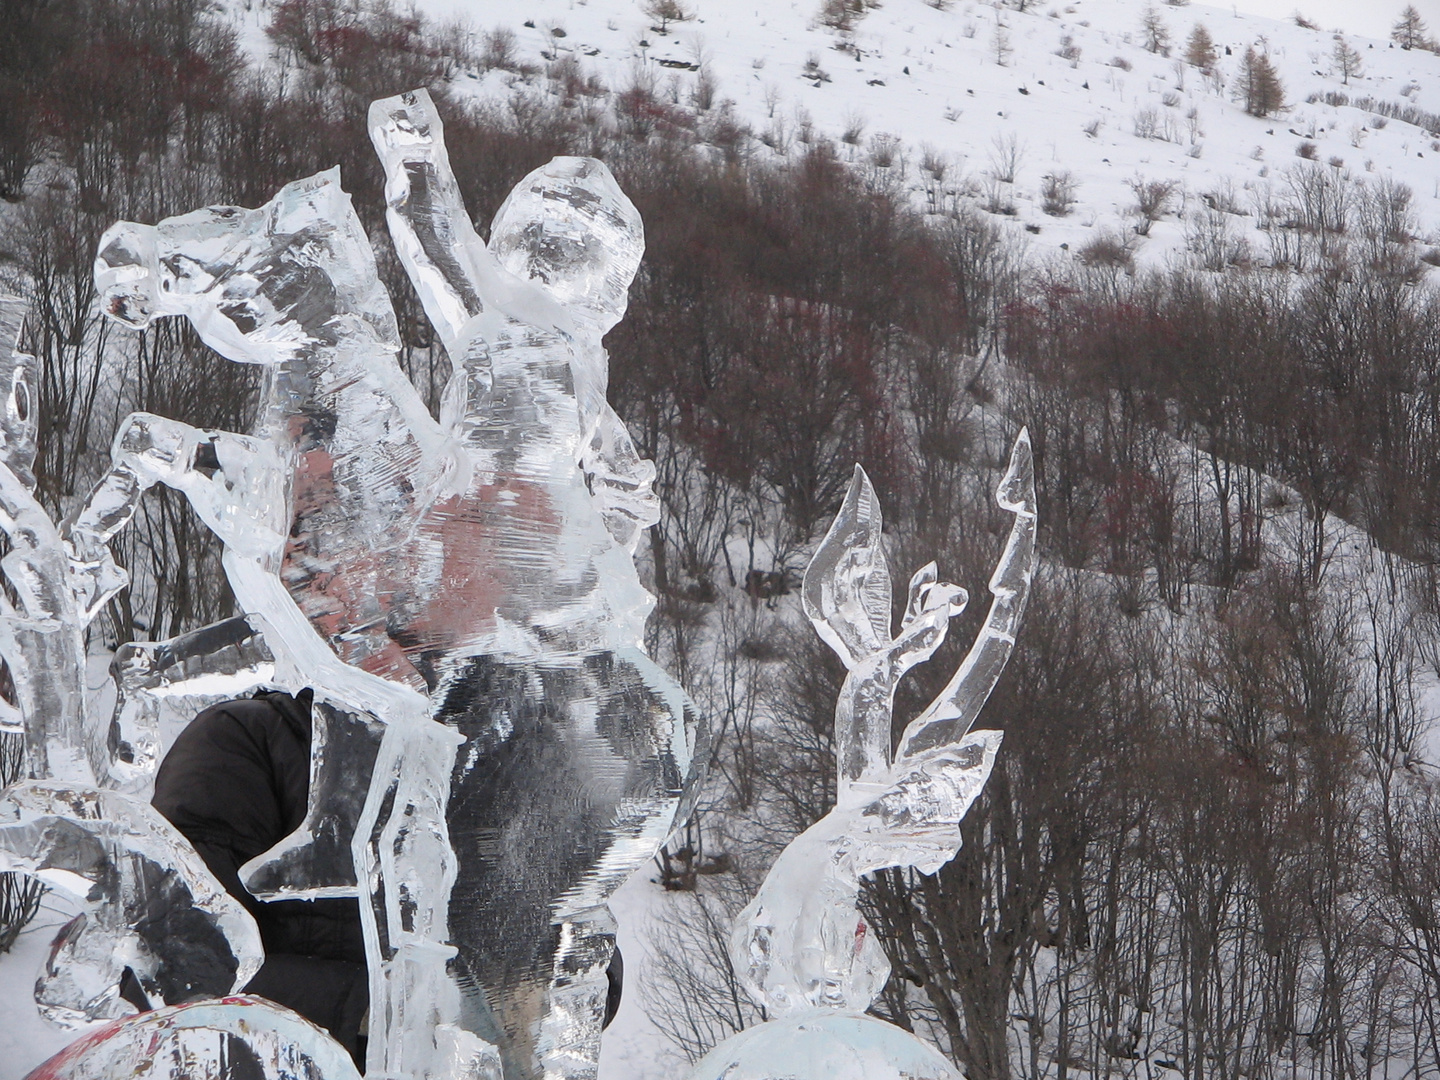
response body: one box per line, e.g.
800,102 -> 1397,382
95,220 -> 166,330
489,157 -> 644,336
95,171 -> 399,364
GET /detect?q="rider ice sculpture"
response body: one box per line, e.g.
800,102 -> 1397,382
684,432 -> 1035,1080
88,87 -> 701,1080
3,86 -> 699,1080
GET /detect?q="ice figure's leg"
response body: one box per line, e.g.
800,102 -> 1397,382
0,783 -> 262,1025
537,909 -> 619,1080
435,653 -> 692,1080
355,713 -> 490,1080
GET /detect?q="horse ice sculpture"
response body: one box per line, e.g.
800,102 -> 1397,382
0,84 -> 1031,1080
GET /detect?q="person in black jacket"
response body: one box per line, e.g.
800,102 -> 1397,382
151,688 -> 624,1071
151,689 -> 370,1064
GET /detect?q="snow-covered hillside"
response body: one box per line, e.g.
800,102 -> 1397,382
265,0 -> 1440,270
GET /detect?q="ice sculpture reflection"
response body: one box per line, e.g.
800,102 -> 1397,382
78,86 -> 700,1080
684,432 -> 1035,1080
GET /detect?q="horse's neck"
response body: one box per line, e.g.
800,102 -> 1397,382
255,344 -> 404,453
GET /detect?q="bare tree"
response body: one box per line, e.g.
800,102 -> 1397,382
990,22 -> 1014,66
1391,4 -> 1431,50
643,0 -> 695,34
1332,36 -> 1363,85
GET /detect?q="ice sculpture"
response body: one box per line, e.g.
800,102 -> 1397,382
107,616 -> 275,797
0,781 -> 263,1025
0,298 -> 125,784
0,300 -> 267,1029
74,86 -> 701,1080
684,432 -> 1036,1080
22,996 -> 363,1080
0,73 -> 1014,1079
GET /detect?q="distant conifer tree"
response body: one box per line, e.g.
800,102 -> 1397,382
1185,23 -> 1217,71
1332,37 -> 1363,84
1391,5 -> 1431,50
1239,47 -> 1284,117
1141,6 -> 1172,54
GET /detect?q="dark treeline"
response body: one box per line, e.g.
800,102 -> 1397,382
4,3 -> 1440,1080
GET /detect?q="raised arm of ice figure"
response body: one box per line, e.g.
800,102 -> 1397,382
369,89 -> 659,550
85,411 -> 431,729
734,430 -> 1035,1015
367,91 -> 575,355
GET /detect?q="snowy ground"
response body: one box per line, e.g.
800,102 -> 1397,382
0,894 -> 89,1076
329,0 -> 1440,273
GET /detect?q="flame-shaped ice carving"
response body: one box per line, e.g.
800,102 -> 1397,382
683,432 -> 1035,1080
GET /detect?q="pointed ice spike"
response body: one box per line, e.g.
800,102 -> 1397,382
895,429 -> 1036,761
802,466 -> 893,669
0,297 -> 37,489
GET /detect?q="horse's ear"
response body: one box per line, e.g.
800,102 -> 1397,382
488,157 -> 644,336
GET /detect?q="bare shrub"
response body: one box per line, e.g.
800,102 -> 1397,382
0,732 -> 43,952
988,131 -> 1024,183
1041,170 -> 1078,215
1130,175 -> 1179,234
1133,106 -> 1161,139
868,132 -> 900,168
481,26 -> 518,71
920,144 -> 948,181
801,53 -> 831,83
1077,231 -> 1136,268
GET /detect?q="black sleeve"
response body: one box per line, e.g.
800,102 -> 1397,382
152,695 -> 311,868
152,692 -> 370,1063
